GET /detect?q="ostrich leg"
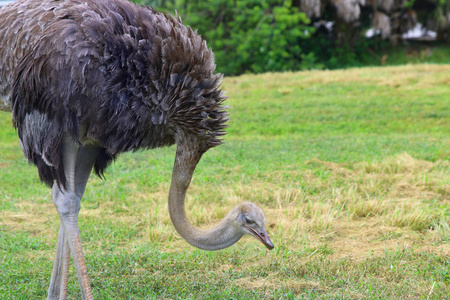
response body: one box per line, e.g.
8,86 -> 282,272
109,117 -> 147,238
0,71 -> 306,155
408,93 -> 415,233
47,225 -> 70,299
47,133 -> 100,300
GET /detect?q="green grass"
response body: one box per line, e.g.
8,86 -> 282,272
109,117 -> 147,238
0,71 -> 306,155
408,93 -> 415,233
1,64 -> 449,299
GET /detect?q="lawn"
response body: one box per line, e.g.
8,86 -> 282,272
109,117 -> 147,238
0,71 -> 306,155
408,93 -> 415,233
0,64 -> 449,299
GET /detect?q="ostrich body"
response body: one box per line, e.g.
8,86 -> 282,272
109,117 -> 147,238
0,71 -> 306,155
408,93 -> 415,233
0,0 -> 274,299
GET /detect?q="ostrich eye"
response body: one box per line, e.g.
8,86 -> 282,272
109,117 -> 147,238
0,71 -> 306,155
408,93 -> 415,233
244,215 -> 255,224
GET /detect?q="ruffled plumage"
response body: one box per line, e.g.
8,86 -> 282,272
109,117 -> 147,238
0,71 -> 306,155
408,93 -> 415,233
0,0 -> 228,187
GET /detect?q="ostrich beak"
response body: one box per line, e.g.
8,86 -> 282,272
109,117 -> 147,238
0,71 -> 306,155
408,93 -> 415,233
246,226 -> 274,250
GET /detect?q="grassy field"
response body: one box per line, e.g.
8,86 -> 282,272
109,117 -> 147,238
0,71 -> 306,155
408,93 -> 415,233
0,64 -> 449,299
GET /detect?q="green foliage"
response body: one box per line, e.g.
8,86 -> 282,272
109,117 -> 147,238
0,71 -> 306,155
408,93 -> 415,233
137,0 -> 318,75
132,0 -> 450,74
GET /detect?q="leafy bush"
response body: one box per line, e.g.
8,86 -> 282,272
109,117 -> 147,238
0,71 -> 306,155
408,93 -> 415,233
136,0 -> 319,75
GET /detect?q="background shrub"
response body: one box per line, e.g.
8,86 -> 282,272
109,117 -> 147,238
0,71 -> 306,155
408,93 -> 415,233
137,0 -> 319,75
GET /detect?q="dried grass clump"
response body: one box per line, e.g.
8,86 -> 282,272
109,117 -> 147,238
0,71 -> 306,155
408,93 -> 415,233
390,202 -> 443,231
364,153 -> 433,174
350,199 -> 388,219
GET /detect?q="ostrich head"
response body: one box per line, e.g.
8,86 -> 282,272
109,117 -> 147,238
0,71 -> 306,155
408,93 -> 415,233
233,202 -> 274,250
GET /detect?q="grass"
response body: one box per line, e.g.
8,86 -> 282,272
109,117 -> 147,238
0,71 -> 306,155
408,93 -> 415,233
0,64 -> 449,299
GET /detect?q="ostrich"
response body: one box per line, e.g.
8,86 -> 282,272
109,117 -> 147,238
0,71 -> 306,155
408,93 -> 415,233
0,0 -> 274,299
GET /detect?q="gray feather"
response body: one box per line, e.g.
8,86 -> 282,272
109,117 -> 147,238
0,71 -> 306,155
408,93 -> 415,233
0,0 -> 228,187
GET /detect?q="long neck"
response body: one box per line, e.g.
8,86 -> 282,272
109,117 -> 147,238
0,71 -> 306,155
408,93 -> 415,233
168,145 -> 243,251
